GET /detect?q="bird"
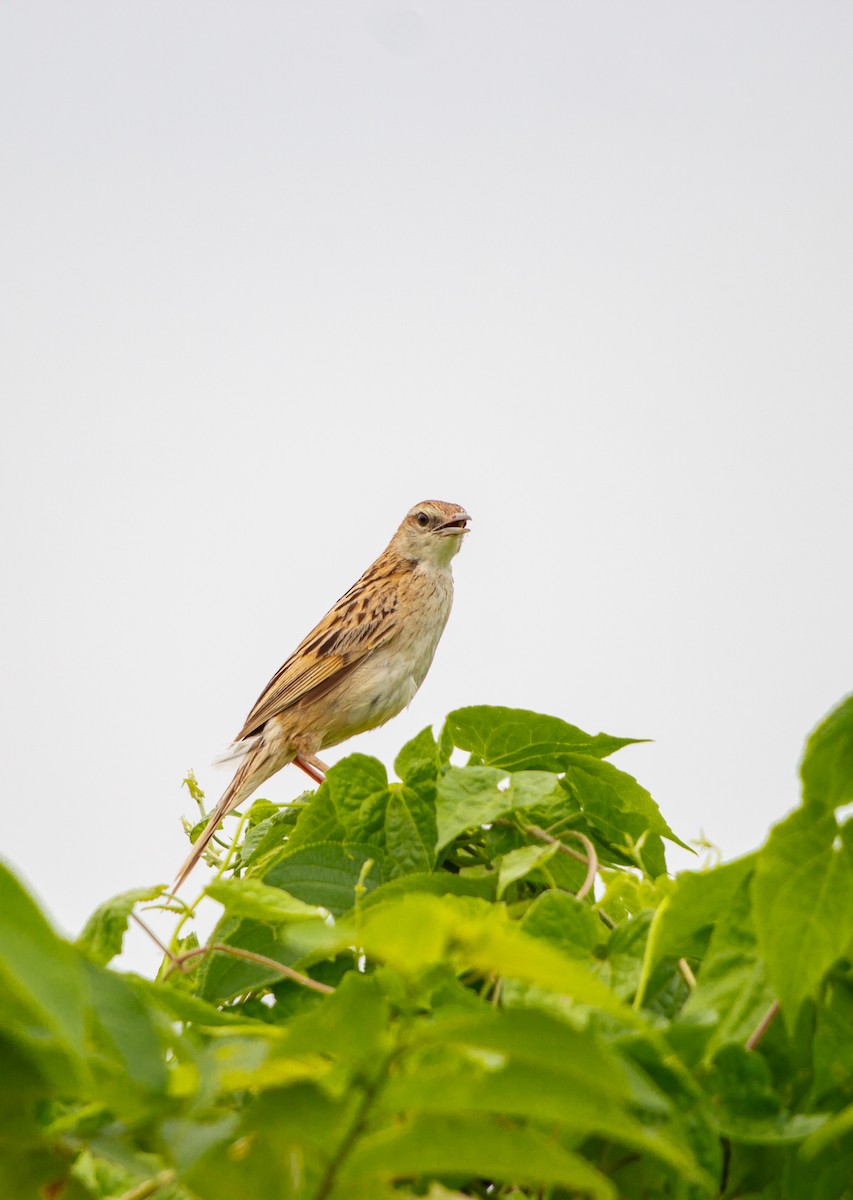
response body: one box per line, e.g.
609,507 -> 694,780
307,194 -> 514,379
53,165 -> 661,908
173,499 -> 471,889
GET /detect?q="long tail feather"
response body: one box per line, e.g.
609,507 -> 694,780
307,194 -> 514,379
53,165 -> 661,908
173,744 -> 273,890
172,787 -> 240,892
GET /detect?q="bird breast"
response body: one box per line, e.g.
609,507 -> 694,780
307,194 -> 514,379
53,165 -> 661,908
319,561 -> 454,748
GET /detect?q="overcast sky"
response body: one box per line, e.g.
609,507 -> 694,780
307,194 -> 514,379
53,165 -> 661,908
2,2 -> 851,973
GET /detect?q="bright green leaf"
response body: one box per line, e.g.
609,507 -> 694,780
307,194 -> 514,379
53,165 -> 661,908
801,693 -> 853,812
753,805 -> 853,1029
394,726 -> 440,785
342,1112 -> 616,1198
520,888 -> 603,957
637,854 -> 756,1003
445,705 -> 643,770
76,885 -> 166,967
205,878 -> 329,923
563,754 -> 691,852
675,878 -> 774,1061
0,861 -> 89,1089
497,843 -> 558,897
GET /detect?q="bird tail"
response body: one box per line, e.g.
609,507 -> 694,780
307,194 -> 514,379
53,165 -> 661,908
172,745 -> 266,891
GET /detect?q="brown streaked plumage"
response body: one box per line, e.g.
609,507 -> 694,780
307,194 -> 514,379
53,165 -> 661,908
173,500 -> 470,889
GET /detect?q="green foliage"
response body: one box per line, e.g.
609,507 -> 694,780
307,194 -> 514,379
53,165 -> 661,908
3,700 -> 853,1199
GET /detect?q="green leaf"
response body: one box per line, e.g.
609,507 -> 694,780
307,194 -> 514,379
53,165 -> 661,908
240,806 -> 302,868
342,1112 -> 616,1198
126,976 -> 247,1026
384,788 -> 435,877
81,959 -> 168,1111
394,725 -> 440,785
811,973 -> 853,1108
520,889 -> 604,958
801,693 -> 853,812
702,1044 -> 781,1120
435,765 -> 507,850
263,841 -> 383,916
563,754 -> 691,853
0,860 -> 89,1089
637,854 -> 756,1003
497,843 -> 558,897
674,878 -> 774,1062
76,884 -> 166,967
753,805 -> 853,1029
283,785 -> 345,853
382,1008 -> 707,1185
205,878 -> 329,923
351,893 -> 641,1023
359,871 -> 497,910
435,767 -> 565,851
324,754 -> 391,844
445,705 -> 644,770
277,971 -> 390,1065
800,1100 -> 853,1158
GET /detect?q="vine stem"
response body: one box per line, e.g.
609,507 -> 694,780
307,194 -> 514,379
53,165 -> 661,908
512,821 -> 599,900
165,942 -> 334,995
161,804 -> 255,974
115,1171 -> 176,1200
746,1000 -> 780,1050
130,912 -> 184,971
677,958 -> 697,989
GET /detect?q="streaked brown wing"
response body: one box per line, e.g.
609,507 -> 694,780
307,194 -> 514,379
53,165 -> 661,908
234,568 -> 402,742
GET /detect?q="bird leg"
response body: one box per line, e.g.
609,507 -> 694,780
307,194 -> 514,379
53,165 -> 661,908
294,754 -> 329,785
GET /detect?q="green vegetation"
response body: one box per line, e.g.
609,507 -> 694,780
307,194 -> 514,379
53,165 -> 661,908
2,700 -> 853,1199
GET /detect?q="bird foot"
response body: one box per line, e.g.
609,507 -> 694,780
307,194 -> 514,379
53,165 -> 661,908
294,755 -> 328,784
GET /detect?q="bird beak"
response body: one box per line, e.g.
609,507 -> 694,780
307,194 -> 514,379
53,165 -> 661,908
438,512 -> 472,534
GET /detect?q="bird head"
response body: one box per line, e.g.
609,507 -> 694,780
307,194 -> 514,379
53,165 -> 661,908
394,500 -> 471,566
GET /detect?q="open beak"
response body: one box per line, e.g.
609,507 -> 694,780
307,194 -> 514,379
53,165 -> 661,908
438,511 -> 472,535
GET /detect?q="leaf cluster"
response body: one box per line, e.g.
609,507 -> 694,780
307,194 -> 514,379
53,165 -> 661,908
3,701 -> 853,1199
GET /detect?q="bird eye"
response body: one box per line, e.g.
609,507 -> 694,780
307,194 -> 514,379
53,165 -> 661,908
416,512 -> 429,527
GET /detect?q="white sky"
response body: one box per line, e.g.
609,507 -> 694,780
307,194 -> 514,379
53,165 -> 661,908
2,2 -> 852,973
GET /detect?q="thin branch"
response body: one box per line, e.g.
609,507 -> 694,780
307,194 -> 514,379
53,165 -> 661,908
677,957 -> 697,990
115,1171 -> 176,1200
493,817 -> 599,899
130,912 -> 185,971
746,1000 -> 780,1051
523,823 -> 599,900
167,942 -> 334,995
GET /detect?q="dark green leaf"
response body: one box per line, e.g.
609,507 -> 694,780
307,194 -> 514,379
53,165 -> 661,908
263,841 -> 383,915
